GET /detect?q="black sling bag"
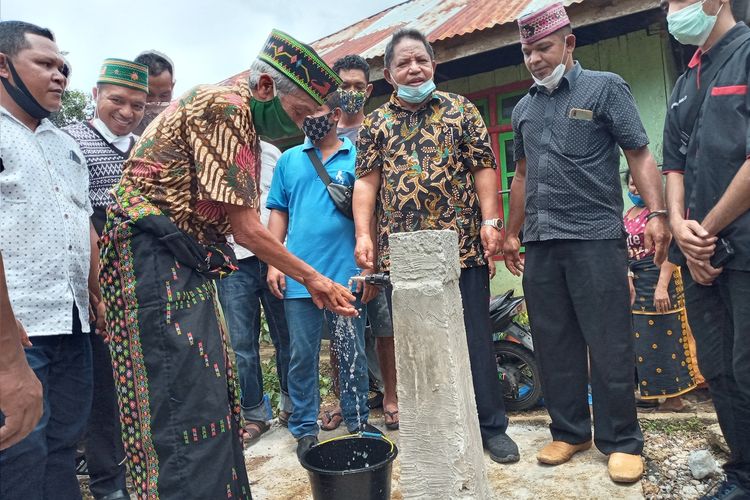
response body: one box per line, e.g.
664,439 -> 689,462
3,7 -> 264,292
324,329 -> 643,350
305,149 -> 354,219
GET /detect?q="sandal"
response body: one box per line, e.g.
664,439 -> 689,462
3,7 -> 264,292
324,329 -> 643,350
384,410 -> 400,430
278,410 -> 291,428
242,420 -> 270,446
320,409 -> 343,431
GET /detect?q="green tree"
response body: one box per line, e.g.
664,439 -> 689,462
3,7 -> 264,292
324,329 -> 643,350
50,89 -> 92,128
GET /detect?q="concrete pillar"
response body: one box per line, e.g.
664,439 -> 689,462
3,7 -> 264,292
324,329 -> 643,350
389,229 -> 492,500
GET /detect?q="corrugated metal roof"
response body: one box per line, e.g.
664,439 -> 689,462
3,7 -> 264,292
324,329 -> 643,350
217,0 -> 588,86
312,0 -> 585,63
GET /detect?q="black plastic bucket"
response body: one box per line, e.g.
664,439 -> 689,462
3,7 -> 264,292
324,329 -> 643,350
301,433 -> 398,500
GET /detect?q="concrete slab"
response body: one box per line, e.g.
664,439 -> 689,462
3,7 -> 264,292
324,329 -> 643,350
244,421 -> 644,500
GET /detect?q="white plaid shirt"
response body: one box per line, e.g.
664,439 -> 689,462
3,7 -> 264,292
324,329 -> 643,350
0,106 -> 92,336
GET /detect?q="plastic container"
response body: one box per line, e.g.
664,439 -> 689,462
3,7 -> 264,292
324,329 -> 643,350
300,433 -> 398,500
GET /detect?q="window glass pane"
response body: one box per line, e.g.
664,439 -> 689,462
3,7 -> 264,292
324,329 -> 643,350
504,138 -> 515,174
500,93 -> 525,121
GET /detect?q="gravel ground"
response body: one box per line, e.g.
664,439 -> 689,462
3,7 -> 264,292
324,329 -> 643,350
640,415 -> 727,500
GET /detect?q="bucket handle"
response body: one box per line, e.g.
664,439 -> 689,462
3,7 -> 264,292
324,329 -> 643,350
317,432 -> 395,454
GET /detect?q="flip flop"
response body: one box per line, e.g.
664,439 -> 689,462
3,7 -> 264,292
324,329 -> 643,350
242,420 -> 270,446
384,410 -> 400,430
320,410 -> 343,431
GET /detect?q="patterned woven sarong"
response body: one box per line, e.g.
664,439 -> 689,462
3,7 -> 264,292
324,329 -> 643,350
99,185 -> 250,499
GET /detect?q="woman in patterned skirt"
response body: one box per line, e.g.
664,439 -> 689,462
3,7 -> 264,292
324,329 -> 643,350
625,171 -> 700,411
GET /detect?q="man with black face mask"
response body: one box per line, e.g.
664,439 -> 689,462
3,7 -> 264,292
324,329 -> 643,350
0,20 -> 105,499
98,30 -> 356,498
266,89 -> 381,461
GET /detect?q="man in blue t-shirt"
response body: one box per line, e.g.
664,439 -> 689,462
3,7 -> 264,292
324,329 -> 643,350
266,90 -> 380,460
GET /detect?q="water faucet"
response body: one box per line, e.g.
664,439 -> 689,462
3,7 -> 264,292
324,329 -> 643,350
350,273 -> 391,288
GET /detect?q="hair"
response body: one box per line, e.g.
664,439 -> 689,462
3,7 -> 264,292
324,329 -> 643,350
732,0 -> 747,19
247,59 -> 304,97
324,89 -> 344,111
0,21 -> 55,58
135,50 -> 174,79
332,54 -> 370,82
557,25 -> 573,39
384,28 -> 434,69
623,168 -> 632,185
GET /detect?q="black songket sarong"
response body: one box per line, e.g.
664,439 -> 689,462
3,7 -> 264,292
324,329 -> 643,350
630,255 -> 697,399
99,187 -> 251,499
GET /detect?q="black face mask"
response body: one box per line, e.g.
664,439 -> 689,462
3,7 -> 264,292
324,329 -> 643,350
1,59 -> 52,120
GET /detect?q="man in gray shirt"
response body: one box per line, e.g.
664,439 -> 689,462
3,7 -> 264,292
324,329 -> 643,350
503,2 -> 670,484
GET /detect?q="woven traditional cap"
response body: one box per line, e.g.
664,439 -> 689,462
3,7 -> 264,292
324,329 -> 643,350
258,29 -> 341,105
518,2 -> 571,44
97,58 -> 148,93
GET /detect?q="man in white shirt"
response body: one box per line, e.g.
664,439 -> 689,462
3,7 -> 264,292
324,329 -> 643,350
64,58 -> 148,500
0,20 -> 103,499
217,141 -> 293,444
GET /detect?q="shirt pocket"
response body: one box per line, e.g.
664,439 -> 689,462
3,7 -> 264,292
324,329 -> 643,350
561,116 -> 600,159
62,159 -> 90,209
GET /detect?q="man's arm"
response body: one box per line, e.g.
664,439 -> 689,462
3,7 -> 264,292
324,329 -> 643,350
353,170 -> 380,269
225,204 -> 355,316
265,209 -> 289,299
701,158 -> 750,236
88,222 -> 107,339
0,253 -> 43,450
473,167 -> 501,259
624,146 -> 671,265
502,158 -> 527,276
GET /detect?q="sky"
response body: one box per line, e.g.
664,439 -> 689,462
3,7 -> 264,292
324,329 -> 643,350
1,0 -> 404,96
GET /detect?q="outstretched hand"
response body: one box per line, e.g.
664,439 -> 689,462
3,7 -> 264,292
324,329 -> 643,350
305,273 -> 357,317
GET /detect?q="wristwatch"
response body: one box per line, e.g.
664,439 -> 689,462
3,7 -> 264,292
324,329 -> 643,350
481,218 -> 503,230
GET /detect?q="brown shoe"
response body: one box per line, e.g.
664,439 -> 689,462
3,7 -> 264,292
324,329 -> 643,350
537,440 -> 592,465
608,452 -> 644,483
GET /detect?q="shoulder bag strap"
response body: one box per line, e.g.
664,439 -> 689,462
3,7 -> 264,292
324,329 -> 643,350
305,149 -> 332,186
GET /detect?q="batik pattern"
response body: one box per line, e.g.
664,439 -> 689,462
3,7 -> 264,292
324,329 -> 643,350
118,81 -> 260,244
356,91 -> 496,271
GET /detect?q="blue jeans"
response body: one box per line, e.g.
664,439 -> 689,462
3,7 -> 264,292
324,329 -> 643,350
217,256 -> 292,421
285,297 -> 369,438
0,333 -> 93,500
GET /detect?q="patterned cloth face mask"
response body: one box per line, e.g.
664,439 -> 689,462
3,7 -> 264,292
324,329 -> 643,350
339,89 -> 366,114
302,111 -> 336,142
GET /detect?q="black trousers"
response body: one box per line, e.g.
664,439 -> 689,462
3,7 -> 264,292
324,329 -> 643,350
683,269 -> 750,489
86,332 -> 128,499
523,239 -> 643,455
386,265 -> 508,441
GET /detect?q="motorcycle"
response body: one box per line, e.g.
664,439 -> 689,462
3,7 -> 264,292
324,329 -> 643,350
354,274 -> 542,411
490,290 -> 542,411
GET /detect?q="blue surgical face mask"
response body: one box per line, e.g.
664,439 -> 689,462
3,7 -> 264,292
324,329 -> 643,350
397,79 -> 436,104
667,1 -> 723,47
628,191 -> 646,208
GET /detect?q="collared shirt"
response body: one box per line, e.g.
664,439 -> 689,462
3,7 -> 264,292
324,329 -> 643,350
663,23 -> 750,271
64,121 -> 134,235
230,141 -> 281,260
116,81 -> 260,244
0,106 -> 92,336
266,137 -> 358,298
512,62 -> 650,242
357,91 -> 496,271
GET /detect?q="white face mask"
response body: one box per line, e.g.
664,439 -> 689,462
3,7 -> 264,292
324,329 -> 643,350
92,117 -> 129,143
532,37 -> 571,91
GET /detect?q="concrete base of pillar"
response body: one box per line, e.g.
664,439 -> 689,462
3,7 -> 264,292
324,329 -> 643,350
390,230 -> 492,499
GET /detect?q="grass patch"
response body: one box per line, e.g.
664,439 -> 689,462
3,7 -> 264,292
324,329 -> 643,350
640,416 -> 704,434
